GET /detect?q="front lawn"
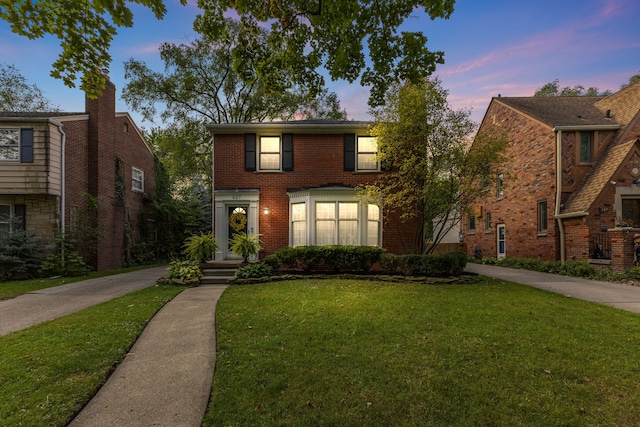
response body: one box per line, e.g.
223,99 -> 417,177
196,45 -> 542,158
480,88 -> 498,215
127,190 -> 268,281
205,278 -> 640,426
0,284 -> 183,426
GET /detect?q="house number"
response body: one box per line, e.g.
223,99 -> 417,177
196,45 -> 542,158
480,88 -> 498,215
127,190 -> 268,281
232,195 -> 241,200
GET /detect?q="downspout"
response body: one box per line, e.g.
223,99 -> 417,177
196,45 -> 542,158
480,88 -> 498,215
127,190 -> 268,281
54,121 -> 67,264
211,134 -> 215,260
555,129 -> 566,263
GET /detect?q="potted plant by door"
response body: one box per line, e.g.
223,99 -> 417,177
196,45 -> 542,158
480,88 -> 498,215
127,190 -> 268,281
229,232 -> 262,264
182,232 -> 218,268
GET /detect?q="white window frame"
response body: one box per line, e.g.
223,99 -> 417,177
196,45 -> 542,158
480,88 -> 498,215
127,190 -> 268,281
0,129 -> 20,161
132,167 -> 144,192
258,135 -> 281,171
287,188 -> 382,247
356,136 -> 379,171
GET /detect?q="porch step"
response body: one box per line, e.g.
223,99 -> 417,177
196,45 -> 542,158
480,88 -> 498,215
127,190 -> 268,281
200,260 -> 242,284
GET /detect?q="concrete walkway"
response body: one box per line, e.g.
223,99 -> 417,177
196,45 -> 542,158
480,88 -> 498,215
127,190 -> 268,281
0,267 -> 227,426
465,263 -> 640,314
0,266 -> 169,336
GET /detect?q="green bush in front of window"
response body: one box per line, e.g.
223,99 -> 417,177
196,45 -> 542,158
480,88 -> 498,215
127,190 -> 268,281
267,245 -> 383,273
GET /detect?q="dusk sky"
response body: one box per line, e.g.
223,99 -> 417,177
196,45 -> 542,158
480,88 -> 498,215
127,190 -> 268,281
0,0 -> 638,127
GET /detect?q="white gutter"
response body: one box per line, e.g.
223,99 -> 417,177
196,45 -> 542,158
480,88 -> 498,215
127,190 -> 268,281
53,121 -> 66,266
211,134 -> 215,260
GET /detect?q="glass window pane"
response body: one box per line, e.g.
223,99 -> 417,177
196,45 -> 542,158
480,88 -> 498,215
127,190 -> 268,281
260,136 -> 280,152
292,203 -> 305,221
316,202 -> 335,219
0,146 -> 18,160
339,221 -> 358,245
358,136 -> 377,152
292,222 -> 306,246
357,153 -> 377,170
316,220 -> 335,245
367,221 -> 379,246
580,132 -> 592,163
368,205 -> 379,221
260,153 -> 280,170
338,202 -> 358,219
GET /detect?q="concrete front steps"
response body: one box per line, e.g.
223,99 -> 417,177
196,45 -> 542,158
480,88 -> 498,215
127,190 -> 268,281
200,260 -> 241,285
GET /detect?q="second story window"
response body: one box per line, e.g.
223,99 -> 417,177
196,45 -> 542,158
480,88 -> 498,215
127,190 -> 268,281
0,129 -> 19,161
132,167 -> 144,192
497,173 -> 504,198
357,136 -> 379,171
468,215 -> 476,232
259,136 -> 281,171
579,131 -> 593,163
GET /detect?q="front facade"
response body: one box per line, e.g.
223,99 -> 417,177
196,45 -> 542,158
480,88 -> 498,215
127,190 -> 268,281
0,76 -> 156,271
465,80 -> 640,272
209,121 -> 418,260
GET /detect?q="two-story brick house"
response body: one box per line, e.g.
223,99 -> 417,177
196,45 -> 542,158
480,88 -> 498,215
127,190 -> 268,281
465,79 -> 640,272
0,74 -> 156,271
208,121 -> 420,260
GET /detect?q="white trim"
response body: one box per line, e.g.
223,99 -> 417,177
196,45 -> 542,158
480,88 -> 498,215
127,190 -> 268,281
132,167 -> 144,192
213,190 -> 260,260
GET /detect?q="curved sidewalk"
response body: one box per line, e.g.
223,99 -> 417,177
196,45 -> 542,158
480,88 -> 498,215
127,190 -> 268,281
69,284 -> 227,427
465,263 -> 640,314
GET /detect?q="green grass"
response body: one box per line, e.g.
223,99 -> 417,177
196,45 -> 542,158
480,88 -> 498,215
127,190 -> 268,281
0,284 -> 184,426
205,278 -> 640,426
0,264 -> 166,300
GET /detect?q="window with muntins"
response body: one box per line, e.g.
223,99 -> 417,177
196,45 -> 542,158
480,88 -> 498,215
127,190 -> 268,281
0,129 -> 19,161
497,173 -> 504,198
291,203 -> 306,246
537,200 -> 548,233
357,136 -> 378,171
0,204 -> 10,236
367,204 -> 381,246
259,136 -> 281,170
132,167 -> 144,192
485,211 -> 492,231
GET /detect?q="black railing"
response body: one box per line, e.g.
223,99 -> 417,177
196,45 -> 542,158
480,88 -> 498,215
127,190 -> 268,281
590,232 -> 611,259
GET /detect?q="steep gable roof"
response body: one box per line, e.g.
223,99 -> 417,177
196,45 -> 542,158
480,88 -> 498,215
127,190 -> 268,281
595,79 -> 640,126
561,138 -> 639,214
494,96 -> 612,128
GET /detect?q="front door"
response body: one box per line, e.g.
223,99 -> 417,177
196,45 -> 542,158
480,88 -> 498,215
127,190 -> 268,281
497,224 -> 506,259
227,206 -> 248,257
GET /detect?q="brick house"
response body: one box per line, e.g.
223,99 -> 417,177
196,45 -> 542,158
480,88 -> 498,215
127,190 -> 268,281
464,80 -> 640,272
208,121 -> 421,260
0,75 -> 156,271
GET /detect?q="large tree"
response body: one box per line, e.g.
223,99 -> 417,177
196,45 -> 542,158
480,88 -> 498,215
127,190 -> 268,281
0,0 -> 170,98
193,0 -> 455,107
534,79 -> 612,97
123,28 -> 346,184
360,78 -> 509,254
0,64 -> 59,112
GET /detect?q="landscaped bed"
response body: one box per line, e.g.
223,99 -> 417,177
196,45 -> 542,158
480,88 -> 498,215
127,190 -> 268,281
204,278 -> 640,426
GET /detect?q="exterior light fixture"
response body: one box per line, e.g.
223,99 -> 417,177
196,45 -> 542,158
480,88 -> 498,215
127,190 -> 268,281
263,206 -> 270,215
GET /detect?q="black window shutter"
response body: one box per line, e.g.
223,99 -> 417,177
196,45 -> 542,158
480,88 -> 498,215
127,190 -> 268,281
244,133 -> 256,171
20,128 -> 34,163
344,133 -> 355,171
282,133 -> 293,171
14,204 -> 26,230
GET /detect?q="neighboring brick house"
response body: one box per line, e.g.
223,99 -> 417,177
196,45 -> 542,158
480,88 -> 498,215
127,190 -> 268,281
208,121 -> 420,260
0,75 -> 156,271
465,80 -> 640,272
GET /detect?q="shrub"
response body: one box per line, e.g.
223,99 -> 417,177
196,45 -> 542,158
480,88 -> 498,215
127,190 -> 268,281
398,252 -> 467,277
183,232 -> 218,262
39,233 -> 91,278
229,233 -> 261,263
0,228 -> 43,281
235,262 -> 273,279
165,260 -> 202,283
269,246 -> 383,272
379,253 -> 401,273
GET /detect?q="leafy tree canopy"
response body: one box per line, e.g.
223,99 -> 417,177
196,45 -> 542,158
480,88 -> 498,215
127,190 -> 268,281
122,29 -> 346,125
360,78 -> 509,254
0,64 -> 59,112
534,79 -> 612,97
0,0 -> 172,98
621,71 -> 640,89
193,0 -> 456,107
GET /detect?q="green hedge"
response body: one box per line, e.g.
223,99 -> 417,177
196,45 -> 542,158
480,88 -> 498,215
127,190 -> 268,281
265,246 -> 467,277
265,246 -> 382,273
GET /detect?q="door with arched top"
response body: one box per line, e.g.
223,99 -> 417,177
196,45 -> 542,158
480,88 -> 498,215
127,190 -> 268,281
227,206 -> 248,258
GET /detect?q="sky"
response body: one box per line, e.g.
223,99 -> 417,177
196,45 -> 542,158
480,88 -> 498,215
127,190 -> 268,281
0,0 -> 638,127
